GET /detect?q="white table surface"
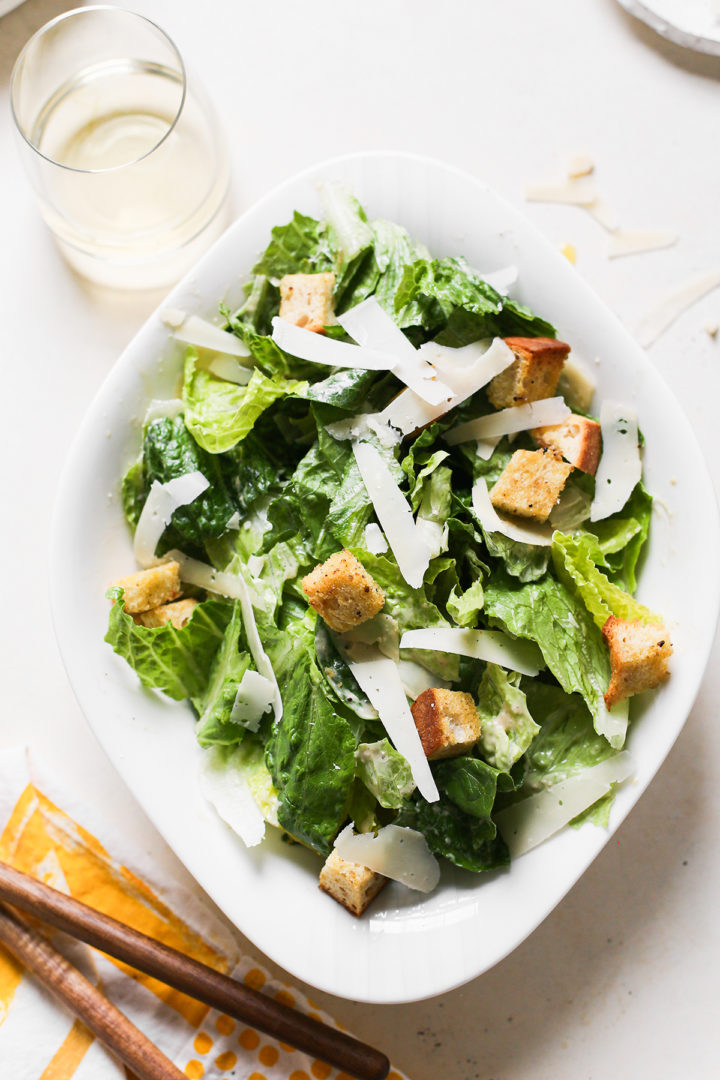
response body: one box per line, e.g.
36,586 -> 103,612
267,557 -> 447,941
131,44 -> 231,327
2,1 -> 719,1077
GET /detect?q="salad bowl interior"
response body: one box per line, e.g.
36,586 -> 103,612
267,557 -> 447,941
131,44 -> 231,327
51,152 -> 720,1003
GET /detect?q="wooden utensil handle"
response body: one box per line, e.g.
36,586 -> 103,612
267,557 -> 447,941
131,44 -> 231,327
0,861 -> 389,1080
0,902 -> 186,1080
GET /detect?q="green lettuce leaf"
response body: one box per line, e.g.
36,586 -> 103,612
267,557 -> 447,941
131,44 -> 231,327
105,588 -> 232,703
587,483 -> 652,593
355,740 -> 415,809
552,531 -> 660,630
521,680 -> 621,827
396,795 -> 509,873
252,211 -> 333,278
484,572 -> 617,742
143,416 -> 237,545
476,664 -> 540,771
194,601 -> 253,747
395,257 -> 556,339
265,651 -> 356,855
434,756 -> 514,819
182,351 -> 307,454
447,579 -> 485,627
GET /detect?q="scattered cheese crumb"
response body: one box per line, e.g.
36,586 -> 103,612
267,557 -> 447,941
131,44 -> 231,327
567,153 -> 594,179
560,242 -> 576,264
608,229 -> 677,259
704,320 -> 719,338
586,199 -> 620,232
525,178 -> 597,206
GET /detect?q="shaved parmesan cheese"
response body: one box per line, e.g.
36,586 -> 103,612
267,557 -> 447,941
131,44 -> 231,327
636,269 -> 720,347
472,477 -> 554,548
171,314 -> 251,357
271,316 -> 395,371
379,338 -> 515,436
495,752 -> 634,857
230,669 -> 275,732
397,659 -> 449,700
590,402 -> 641,522
167,550 -> 248,600
226,511 -> 241,530
608,229 -> 677,259
364,522 -> 388,554
525,178 -> 597,206
325,413 -> 403,446
476,436 -> 501,460
445,397 -> 570,445
134,472 -> 209,568
557,359 -> 595,412
165,550 -> 282,722
207,356 -> 253,384
335,613 -> 399,662
400,626 -> 543,678
353,441 -> 432,589
338,297 -> 452,405
246,554 -> 265,576
567,153 -> 594,179
160,307 -> 186,329
143,398 -> 184,425
199,746 -> 265,848
338,641 -> 439,802
585,199 -> 620,231
334,823 -> 440,892
594,696 -> 630,750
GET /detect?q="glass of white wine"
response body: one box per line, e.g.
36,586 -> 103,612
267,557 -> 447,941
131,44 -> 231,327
10,6 -> 230,290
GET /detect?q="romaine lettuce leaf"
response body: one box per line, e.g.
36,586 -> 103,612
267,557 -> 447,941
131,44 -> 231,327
182,351 -> 307,455
355,739 -> 415,808
265,651 -> 356,855
252,211 -> 333,278
105,588 -> 233,703
476,664 -> 540,772
447,579 -> 485,627
434,756 -> 514,819
587,483 -> 652,593
394,257 -> 556,339
484,572 -> 616,742
396,794 -> 509,873
552,531 -> 660,630
143,415 -> 237,545
195,601 -> 253,747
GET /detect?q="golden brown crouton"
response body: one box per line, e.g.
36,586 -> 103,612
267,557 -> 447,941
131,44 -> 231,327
319,849 -> 387,916
602,616 -> 672,709
136,598 -> 198,629
110,562 -> 181,614
532,413 -> 602,475
279,272 -> 335,333
487,337 -> 570,409
411,688 -> 481,760
489,448 -> 573,522
302,549 -> 384,632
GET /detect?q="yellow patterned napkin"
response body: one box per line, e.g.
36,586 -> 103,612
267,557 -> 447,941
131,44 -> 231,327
0,747 -> 407,1080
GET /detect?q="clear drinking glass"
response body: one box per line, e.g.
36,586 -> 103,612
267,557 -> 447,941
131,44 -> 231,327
10,6 -> 230,290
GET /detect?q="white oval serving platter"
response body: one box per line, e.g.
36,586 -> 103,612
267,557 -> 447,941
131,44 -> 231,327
50,151 -> 720,1004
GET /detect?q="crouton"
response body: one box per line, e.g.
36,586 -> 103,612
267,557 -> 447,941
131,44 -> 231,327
489,448 -> 573,522
279,272 -> 335,333
319,849 -> 387,916
302,549 -> 384,632
411,688 -> 481,760
136,598 -> 198,629
602,616 -> 672,709
487,337 -> 570,409
532,413 -> 602,475
110,562 -> 181,614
